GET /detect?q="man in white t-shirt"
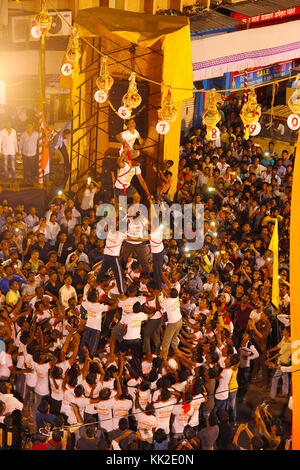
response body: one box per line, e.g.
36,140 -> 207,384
79,288 -> 117,361
153,389 -> 177,436
160,286 -> 182,360
118,285 -> 155,370
96,227 -> 127,294
116,119 -> 144,154
114,149 -> 151,205
121,211 -> 149,275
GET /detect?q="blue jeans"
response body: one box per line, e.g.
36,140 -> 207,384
3,155 -> 16,180
79,326 -> 101,362
227,390 -> 238,423
270,369 -> 290,399
212,398 -> 227,417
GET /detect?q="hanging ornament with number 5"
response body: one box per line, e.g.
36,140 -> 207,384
202,89 -> 221,141
96,56 -> 114,97
240,88 -> 261,140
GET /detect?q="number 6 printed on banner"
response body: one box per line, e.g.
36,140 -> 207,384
118,106 -> 131,120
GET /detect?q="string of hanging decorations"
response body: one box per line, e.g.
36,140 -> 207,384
39,0 -> 300,140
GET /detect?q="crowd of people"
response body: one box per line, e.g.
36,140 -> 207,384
0,97 -> 293,451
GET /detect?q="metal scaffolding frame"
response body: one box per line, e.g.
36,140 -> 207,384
68,37 -> 162,195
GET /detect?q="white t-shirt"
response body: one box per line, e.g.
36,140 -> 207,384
104,230 -> 127,256
127,216 -> 148,244
137,411 -> 157,440
115,162 -> 141,190
81,300 -> 108,331
24,353 -> 37,388
189,394 -> 205,427
112,397 -> 132,430
215,368 -> 232,401
50,377 -> 64,401
81,188 -> 97,210
154,398 -> 177,434
0,353 -> 13,379
121,312 -> 148,340
121,129 -> 140,151
161,296 -> 182,324
150,226 -> 164,254
171,404 -> 194,434
95,398 -> 115,432
34,362 -> 51,396
119,295 -> 146,315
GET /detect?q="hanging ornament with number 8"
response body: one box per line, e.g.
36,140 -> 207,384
96,56 -> 114,97
122,73 -> 142,111
158,87 -> 178,123
202,89 -> 221,140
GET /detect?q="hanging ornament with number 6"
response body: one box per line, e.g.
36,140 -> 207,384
240,88 -> 261,140
158,87 -> 177,123
202,89 -> 221,140
96,56 -> 114,97
122,73 -> 142,111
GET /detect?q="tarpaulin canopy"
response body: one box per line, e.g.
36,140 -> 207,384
192,19 -> 300,80
74,6 -> 193,105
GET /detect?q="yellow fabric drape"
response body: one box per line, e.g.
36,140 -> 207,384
290,130 -> 300,449
268,219 -> 279,309
59,7 -> 194,198
161,24 -> 193,199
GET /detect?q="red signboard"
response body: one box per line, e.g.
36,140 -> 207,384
232,6 -> 300,24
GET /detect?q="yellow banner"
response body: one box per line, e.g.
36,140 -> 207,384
290,130 -> 300,449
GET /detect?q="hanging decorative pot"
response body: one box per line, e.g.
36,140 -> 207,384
240,87 -> 261,140
122,72 -> 142,110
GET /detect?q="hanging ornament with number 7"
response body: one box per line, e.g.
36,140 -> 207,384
122,73 -> 142,111
287,74 -> 300,130
240,88 -> 261,140
158,87 -> 178,123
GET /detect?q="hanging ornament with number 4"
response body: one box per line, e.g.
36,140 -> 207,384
287,74 -> 300,130
96,56 -> 114,97
240,88 -> 261,140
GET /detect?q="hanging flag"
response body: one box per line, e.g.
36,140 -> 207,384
40,111 -> 50,176
268,219 -> 279,309
38,110 -> 44,185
